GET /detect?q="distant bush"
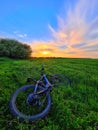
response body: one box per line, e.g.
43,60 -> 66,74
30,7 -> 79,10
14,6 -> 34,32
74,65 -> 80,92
0,38 -> 32,59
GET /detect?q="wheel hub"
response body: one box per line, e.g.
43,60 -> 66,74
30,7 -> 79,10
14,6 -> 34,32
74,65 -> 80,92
26,93 -> 39,106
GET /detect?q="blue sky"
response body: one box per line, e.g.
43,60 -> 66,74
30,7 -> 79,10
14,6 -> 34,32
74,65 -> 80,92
0,0 -> 64,41
0,0 -> 98,58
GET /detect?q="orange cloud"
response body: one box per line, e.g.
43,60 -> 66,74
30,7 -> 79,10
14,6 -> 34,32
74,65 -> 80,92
30,40 -> 89,58
30,41 -> 56,57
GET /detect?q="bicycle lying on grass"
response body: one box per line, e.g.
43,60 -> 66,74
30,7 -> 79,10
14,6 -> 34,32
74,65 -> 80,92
9,66 -> 70,121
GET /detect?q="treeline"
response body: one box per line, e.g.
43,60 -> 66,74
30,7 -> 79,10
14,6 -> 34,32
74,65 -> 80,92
0,38 -> 32,59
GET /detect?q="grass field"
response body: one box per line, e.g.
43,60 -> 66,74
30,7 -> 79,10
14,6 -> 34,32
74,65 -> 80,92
0,57 -> 98,130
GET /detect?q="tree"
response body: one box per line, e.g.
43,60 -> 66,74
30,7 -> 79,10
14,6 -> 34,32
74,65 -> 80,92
0,38 -> 32,58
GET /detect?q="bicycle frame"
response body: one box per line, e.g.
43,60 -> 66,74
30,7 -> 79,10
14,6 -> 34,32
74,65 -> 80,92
33,74 -> 52,94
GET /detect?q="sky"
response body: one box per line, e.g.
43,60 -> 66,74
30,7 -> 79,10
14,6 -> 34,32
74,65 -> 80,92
0,0 -> 98,58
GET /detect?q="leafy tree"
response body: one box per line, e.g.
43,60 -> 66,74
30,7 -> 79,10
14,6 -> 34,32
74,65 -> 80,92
0,38 -> 32,58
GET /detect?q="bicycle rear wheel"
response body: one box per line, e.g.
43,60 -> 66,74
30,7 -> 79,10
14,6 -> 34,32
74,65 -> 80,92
9,85 -> 51,121
48,74 -> 71,87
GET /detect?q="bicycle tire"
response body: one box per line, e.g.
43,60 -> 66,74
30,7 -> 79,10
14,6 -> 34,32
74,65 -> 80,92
9,85 -> 51,121
48,74 -> 71,87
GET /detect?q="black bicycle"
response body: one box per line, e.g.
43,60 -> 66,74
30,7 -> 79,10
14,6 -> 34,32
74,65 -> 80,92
9,66 -> 70,121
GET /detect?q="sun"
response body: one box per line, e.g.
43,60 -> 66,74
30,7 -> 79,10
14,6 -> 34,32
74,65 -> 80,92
40,50 -> 51,57
42,51 -> 49,55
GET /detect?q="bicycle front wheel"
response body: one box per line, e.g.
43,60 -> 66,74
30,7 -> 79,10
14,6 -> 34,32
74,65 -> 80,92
9,85 -> 51,121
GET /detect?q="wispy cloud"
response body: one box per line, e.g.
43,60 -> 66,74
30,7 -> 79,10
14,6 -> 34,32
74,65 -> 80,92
18,34 -> 27,38
0,30 -> 28,41
13,31 -> 27,38
31,0 -> 98,58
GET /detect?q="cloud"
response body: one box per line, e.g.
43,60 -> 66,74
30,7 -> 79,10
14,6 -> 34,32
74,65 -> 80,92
13,31 -> 27,38
30,40 -> 58,57
31,0 -> 98,58
18,34 -> 27,38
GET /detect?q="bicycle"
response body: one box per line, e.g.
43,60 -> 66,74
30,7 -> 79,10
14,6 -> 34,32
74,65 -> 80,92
9,66 -> 70,121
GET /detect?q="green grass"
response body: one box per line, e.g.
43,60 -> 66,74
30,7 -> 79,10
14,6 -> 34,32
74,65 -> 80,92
0,57 -> 98,130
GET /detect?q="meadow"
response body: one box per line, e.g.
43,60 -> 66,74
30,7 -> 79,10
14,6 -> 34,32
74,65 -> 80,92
0,57 -> 98,130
